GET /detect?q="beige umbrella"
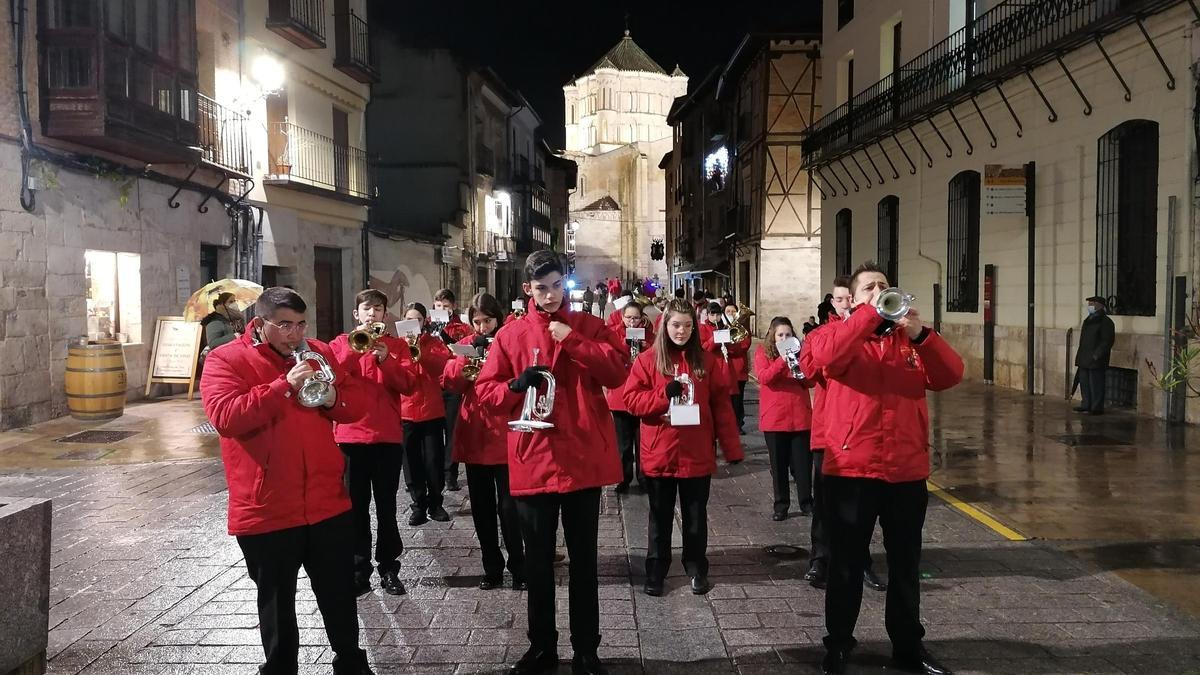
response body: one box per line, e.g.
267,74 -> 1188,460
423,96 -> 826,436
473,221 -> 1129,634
183,279 -> 263,321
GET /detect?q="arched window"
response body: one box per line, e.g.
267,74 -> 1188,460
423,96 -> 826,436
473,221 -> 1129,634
877,195 -> 899,286
946,170 -> 979,312
835,208 -> 853,276
1096,120 -> 1158,316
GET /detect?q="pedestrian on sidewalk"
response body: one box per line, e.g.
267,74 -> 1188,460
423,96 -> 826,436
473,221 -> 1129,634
582,284 -> 595,315
329,289 -> 415,597
608,299 -> 654,493
201,287 -> 375,675
397,302 -> 453,526
755,316 -> 817,521
440,293 -> 526,592
1074,295 -> 1115,415
433,288 -> 472,492
474,250 -> 628,675
623,299 -> 743,598
806,262 -> 963,675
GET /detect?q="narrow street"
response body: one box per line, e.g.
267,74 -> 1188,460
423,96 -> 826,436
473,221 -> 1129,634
2,384 -> 1198,674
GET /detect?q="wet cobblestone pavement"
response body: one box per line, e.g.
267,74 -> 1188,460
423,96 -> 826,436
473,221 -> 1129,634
2,386 -> 1200,673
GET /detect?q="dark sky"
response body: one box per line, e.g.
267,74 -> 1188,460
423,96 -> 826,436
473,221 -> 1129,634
372,2 -> 821,147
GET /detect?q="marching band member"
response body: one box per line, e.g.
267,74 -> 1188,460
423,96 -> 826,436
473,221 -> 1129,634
806,262 -> 963,675
201,287 -> 374,675
433,288 -> 472,492
607,300 -> 655,492
330,289 -> 414,597
475,250 -> 627,675
398,302 -> 453,525
622,300 -> 743,597
699,302 -> 749,431
440,293 -> 526,591
754,316 -> 816,521
721,303 -> 753,433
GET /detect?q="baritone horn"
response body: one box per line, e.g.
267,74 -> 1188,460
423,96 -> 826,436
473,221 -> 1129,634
349,322 -> 387,353
876,287 -> 915,322
293,341 -> 336,408
726,303 -> 754,344
509,348 -> 556,432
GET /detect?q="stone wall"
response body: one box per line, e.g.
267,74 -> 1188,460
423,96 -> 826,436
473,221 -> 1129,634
756,238 -> 823,334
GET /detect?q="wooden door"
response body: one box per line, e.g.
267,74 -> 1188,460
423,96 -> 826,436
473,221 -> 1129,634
314,247 -> 344,341
332,107 -> 350,193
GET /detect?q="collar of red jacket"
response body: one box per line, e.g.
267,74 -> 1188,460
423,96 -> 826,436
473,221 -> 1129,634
524,297 -> 570,325
238,327 -> 300,367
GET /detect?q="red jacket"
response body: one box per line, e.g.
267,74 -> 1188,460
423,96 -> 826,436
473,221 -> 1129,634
622,348 -> 743,477
805,306 -> 964,482
606,309 -> 625,329
799,317 -> 840,450
475,299 -> 627,496
329,334 -> 414,444
754,346 -> 815,432
605,320 -> 655,412
441,316 -> 473,343
700,321 -> 749,382
201,333 -> 366,536
441,332 -> 508,465
400,333 -> 451,422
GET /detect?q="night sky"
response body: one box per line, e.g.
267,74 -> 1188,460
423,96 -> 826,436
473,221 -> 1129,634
372,1 -> 822,147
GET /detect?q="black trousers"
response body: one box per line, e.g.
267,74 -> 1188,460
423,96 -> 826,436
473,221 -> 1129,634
1079,367 -> 1107,413
339,442 -> 404,576
644,475 -> 712,580
764,431 -> 813,514
731,380 -> 747,429
236,512 -> 367,675
612,411 -> 643,487
466,463 -> 525,580
402,419 -> 446,510
516,488 -> 602,655
810,450 -> 876,572
443,392 -> 461,478
823,476 -> 928,654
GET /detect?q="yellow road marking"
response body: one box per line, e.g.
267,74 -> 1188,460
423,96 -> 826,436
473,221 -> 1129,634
927,479 -> 1029,542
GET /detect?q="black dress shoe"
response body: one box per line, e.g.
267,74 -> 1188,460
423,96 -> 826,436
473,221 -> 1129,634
892,646 -> 954,675
428,505 -> 451,522
771,511 -> 787,521
447,476 -> 461,491
799,502 -> 814,517
510,647 -> 559,675
1072,406 -> 1088,412
614,482 -> 629,494
804,559 -> 828,588
690,575 -> 712,595
408,509 -> 427,526
512,576 -> 528,591
571,653 -> 607,675
353,573 -> 372,597
821,647 -> 851,674
479,575 -> 504,591
379,569 -> 406,596
864,568 -> 887,592
643,577 -> 664,596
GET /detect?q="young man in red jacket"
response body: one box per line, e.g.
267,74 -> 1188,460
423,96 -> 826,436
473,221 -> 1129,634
330,289 -> 414,597
807,263 -> 964,675
201,287 -> 374,675
433,288 -> 473,491
475,250 -> 627,675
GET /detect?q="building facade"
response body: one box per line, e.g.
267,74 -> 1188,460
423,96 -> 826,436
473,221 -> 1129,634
806,0 -> 1200,421
564,31 -> 687,291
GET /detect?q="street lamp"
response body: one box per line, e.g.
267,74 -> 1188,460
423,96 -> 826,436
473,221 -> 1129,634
252,54 -> 286,95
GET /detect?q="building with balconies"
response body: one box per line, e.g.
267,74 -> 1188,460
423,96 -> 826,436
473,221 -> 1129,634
805,0 -> 1199,421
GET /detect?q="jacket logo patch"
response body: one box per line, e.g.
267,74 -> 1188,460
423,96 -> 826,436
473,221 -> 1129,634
901,347 -> 920,370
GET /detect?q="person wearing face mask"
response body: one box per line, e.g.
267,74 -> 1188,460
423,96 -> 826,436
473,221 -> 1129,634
1073,296 -> 1115,415
441,293 -> 526,592
607,301 -> 655,493
622,300 -> 743,598
755,317 -> 817,521
202,292 -> 243,351
474,251 -> 628,675
432,289 -> 472,492
397,302 -> 453,526
200,287 -> 375,675
806,263 -> 963,675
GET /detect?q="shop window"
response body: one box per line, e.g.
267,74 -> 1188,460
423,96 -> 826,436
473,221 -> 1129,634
85,250 -> 142,343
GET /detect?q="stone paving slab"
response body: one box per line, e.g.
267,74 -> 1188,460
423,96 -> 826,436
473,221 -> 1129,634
3,385 -> 1200,674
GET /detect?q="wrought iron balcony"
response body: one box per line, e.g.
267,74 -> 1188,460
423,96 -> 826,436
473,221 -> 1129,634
801,0 -> 1183,167
476,144 -> 496,176
267,0 -> 326,49
264,122 -> 372,202
197,94 -> 251,176
334,10 -> 378,83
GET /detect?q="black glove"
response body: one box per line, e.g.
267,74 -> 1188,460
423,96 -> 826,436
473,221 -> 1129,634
665,380 -> 684,400
509,366 -> 546,393
472,335 -> 491,349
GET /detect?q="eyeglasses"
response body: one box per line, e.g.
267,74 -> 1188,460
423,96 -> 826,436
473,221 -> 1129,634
262,319 -> 308,334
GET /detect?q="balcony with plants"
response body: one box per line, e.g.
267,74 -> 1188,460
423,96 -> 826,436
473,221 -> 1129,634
265,122 -> 373,202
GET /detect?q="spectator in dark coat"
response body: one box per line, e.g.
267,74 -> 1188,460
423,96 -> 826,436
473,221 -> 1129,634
1074,296 -> 1116,415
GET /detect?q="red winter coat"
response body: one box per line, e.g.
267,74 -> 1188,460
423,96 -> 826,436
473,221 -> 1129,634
442,316 -> 473,343
805,306 -> 964,483
201,333 -> 366,536
329,334 -> 414,444
399,332 -> 451,422
441,332 -> 508,465
475,299 -> 627,496
754,347 -> 815,432
799,317 -> 840,450
606,309 -> 625,329
605,320 -> 655,412
622,348 -> 743,477
700,321 -> 749,382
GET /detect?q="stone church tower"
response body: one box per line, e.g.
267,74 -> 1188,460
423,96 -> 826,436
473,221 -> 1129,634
563,31 -> 687,289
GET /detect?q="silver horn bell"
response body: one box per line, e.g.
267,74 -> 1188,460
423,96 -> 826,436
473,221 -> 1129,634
293,341 -> 337,408
509,348 -> 556,433
875,287 -> 915,322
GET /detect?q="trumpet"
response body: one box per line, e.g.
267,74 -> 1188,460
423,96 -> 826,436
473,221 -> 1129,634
631,289 -> 654,307
662,365 -> 696,419
512,308 -> 526,319
348,322 -> 387,353
405,334 -> 422,362
509,348 -> 556,432
874,287 -> 915,336
293,341 -> 337,408
462,338 -> 493,382
778,336 -> 805,380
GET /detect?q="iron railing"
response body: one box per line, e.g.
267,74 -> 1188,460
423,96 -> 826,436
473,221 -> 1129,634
267,0 -> 326,43
269,122 -> 371,199
802,0 -> 1183,165
334,10 -> 376,76
198,94 -> 251,175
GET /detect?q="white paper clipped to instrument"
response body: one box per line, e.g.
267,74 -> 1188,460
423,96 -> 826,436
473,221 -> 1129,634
395,319 -> 422,337
430,309 -> 451,323
669,403 -> 700,426
511,300 -> 524,310
613,296 -> 632,310
448,344 -> 477,357
626,327 -> 646,341
713,329 -> 732,344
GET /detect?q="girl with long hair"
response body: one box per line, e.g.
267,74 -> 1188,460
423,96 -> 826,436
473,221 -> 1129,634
755,316 -> 817,521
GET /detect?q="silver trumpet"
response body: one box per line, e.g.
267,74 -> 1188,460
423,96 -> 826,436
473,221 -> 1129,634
293,340 -> 337,408
509,348 -> 556,432
874,287 -> 915,337
778,336 -> 805,380
662,365 -> 696,418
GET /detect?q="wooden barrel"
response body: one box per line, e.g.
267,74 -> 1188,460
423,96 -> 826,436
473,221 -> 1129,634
64,342 -> 128,421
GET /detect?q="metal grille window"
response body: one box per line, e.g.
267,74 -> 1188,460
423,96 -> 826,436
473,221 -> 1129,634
835,208 -> 853,276
946,171 -> 980,312
877,195 -> 899,287
1096,120 -> 1158,316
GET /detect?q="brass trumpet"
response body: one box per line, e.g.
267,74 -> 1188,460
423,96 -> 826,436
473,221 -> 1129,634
405,334 -> 421,362
349,322 -> 386,353
462,338 -> 493,382
512,308 -> 526,319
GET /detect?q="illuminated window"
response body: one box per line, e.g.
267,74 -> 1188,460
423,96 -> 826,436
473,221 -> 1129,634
485,191 -> 512,236
704,146 -> 729,191
85,250 -> 142,343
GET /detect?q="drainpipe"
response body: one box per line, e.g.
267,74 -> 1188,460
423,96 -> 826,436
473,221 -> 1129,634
915,154 -> 943,332
1026,161 -> 1036,394
1164,195 -> 1178,420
